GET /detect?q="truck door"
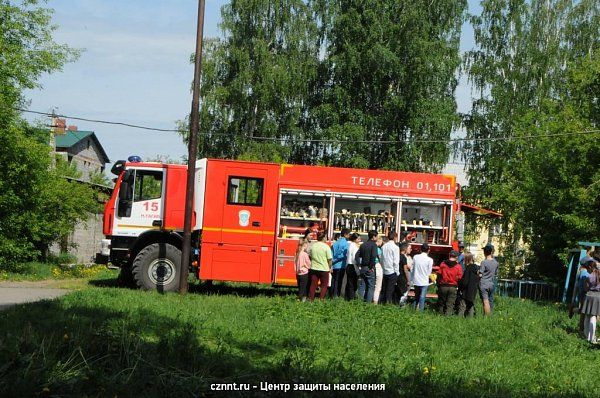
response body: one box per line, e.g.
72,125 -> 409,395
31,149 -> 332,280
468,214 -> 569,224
206,166 -> 276,283
222,170 -> 268,246
112,168 -> 164,238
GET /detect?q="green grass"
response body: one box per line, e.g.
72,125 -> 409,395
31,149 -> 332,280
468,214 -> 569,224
0,262 -> 116,282
0,262 -> 54,280
0,280 -> 595,397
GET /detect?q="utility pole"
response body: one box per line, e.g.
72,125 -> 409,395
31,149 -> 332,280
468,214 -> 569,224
49,110 -> 57,167
179,0 -> 206,293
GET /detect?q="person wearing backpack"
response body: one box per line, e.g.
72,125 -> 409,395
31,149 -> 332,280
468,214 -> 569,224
582,263 -> 600,344
457,252 -> 480,317
356,230 -> 379,303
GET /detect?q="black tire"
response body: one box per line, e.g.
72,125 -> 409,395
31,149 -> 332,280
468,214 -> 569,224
117,264 -> 135,288
132,243 -> 181,292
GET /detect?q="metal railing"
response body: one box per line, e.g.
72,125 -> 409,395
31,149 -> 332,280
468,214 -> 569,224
496,279 -> 561,302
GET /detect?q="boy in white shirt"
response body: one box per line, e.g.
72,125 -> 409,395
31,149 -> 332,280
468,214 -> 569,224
380,232 -> 400,304
411,243 -> 433,311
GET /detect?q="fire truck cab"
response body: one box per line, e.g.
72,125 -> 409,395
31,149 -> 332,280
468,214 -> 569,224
99,158 -> 460,292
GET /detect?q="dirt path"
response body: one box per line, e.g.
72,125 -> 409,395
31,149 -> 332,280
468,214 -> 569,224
0,281 -> 70,310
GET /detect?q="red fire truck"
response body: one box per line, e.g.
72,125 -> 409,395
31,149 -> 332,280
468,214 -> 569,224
98,158 -> 468,292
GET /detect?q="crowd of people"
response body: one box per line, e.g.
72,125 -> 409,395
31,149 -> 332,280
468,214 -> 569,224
294,228 -> 499,316
570,247 -> 600,344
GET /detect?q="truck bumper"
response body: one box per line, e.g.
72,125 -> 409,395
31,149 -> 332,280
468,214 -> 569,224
95,239 -> 112,264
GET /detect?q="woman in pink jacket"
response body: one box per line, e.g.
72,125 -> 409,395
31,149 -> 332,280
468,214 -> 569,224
295,240 -> 311,301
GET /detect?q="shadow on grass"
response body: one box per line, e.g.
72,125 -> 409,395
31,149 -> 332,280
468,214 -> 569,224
0,295 -> 585,398
189,281 -> 296,298
88,276 -> 123,288
88,275 -> 298,298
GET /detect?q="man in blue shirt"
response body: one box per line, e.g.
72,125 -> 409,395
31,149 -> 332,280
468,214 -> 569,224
457,242 -> 465,271
330,228 -> 350,298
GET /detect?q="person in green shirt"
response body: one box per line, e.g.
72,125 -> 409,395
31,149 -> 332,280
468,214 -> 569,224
308,232 -> 333,300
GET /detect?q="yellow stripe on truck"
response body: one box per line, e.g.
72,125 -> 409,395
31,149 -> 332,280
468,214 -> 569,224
202,227 -> 274,235
276,278 -> 297,284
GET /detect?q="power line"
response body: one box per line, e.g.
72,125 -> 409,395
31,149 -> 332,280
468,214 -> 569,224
18,108 -> 180,133
16,107 -> 600,144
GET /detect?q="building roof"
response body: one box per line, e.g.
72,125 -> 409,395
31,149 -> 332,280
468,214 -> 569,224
55,130 -> 110,164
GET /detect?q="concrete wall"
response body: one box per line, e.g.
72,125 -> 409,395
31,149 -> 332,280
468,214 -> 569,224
50,213 -> 104,264
68,213 -> 104,264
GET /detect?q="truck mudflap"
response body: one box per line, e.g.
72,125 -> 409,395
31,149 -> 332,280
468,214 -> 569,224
95,253 -> 108,265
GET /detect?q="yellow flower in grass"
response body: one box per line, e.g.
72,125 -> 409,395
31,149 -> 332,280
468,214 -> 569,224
423,367 -> 429,375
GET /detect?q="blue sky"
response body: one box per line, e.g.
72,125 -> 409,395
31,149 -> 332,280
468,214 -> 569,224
25,0 -> 479,165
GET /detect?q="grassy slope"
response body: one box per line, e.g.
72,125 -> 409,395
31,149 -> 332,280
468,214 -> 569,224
0,281 -> 595,397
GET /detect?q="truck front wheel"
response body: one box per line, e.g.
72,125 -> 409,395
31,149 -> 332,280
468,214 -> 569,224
132,243 -> 181,292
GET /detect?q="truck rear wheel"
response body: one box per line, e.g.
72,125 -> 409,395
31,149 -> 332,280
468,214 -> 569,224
132,243 -> 181,292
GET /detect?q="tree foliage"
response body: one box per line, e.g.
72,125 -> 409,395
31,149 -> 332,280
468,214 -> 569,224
194,0 -> 319,162
0,1 -> 94,267
463,0 -> 599,277
0,0 -> 78,122
0,123 -> 98,265
190,0 -> 467,172
304,0 -> 466,171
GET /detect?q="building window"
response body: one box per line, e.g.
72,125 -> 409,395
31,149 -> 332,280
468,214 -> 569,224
227,177 -> 264,206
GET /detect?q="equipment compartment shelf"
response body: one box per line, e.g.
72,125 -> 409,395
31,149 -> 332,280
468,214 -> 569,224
333,230 -> 388,237
280,216 -> 322,221
399,225 -> 445,230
